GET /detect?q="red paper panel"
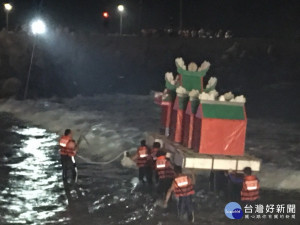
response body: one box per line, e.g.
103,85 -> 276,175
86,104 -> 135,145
182,114 -> 190,147
174,110 -> 184,143
199,118 -> 246,156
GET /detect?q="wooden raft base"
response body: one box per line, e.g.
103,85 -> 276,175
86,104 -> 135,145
146,133 -> 261,172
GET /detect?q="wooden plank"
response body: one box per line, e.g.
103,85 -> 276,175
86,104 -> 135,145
185,156 -> 213,169
237,159 -> 261,172
212,156 -> 237,170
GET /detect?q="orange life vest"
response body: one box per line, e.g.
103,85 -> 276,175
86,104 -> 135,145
59,136 -> 76,157
241,175 -> 260,201
156,156 -> 166,169
66,141 -> 76,156
156,156 -> 175,179
137,146 -> 149,167
174,175 -> 195,197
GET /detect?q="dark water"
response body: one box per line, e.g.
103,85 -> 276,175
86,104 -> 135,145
0,112 -> 299,225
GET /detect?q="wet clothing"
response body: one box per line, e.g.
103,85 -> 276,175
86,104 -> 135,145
59,136 -> 77,182
157,178 -> 173,196
178,195 -> 194,222
228,173 -> 243,183
228,172 -> 243,201
61,155 -> 77,181
174,175 -> 195,222
151,147 -> 163,183
136,146 -> 152,184
156,156 -> 175,196
241,175 -> 260,201
138,167 -> 153,185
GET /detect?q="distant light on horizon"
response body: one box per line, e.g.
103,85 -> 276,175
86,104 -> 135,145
117,5 -> 124,12
103,11 -> 109,18
4,3 -> 13,11
31,19 -> 46,35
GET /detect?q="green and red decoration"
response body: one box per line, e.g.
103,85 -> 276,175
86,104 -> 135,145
175,62 -> 209,92
193,101 -> 247,156
182,98 -> 200,148
173,95 -> 189,143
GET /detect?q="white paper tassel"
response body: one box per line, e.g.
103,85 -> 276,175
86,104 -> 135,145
176,86 -> 188,97
230,95 -> 246,103
189,89 -> 199,98
175,57 -> 186,70
219,95 -> 226,101
224,91 -> 234,101
206,77 -> 217,89
189,89 -> 199,100
199,92 -> 215,101
198,60 -> 211,71
209,90 -> 219,98
165,72 -> 175,85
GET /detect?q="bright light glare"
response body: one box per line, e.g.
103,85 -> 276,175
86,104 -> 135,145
4,3 -> 12,11
103,12 -> 109,18
31,19 -> 46,35
117,5 -> 124,12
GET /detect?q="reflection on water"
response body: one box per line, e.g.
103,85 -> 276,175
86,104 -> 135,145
0,127 -> 69,224
0,121 -> 299,225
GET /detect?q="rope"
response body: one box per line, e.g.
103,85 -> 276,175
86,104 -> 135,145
76,151 -> 126,165
58,126 -> 137,166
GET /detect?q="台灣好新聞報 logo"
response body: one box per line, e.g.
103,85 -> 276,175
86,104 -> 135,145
224,202 -> 243,219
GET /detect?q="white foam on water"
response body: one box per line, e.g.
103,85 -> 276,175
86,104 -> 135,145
0,95 -> 159,162
130,177 -> 139,186
121,152 -> 136,169
258,164 -> 300,190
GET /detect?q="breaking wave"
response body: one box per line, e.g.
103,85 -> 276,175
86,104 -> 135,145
0,94 -> 300,191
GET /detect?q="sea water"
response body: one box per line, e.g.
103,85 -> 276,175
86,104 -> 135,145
0,91 -> 299,224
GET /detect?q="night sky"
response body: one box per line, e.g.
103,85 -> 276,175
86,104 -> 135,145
1,0 -> 299,37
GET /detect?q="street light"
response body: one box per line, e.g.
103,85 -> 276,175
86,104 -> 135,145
4,3 -> 13,31
117,5 -> 124,35
24,19 -> 47,100
31,19 -> 46,35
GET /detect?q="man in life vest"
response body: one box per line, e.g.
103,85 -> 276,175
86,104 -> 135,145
132,140 -> 152,185
240,167 -> 260,202
155,152 -> 175,198
59,129 -> 78,183
151,141 -> 164,160
151,141 -> 163,184
163,166 -> 195,222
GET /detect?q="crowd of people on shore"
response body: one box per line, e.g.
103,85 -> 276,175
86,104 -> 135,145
140,28 -> 233,39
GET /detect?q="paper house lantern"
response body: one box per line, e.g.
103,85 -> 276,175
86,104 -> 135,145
194,100 -> 247,156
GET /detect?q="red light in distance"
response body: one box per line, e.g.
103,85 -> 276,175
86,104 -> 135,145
103,12 -> 109,18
